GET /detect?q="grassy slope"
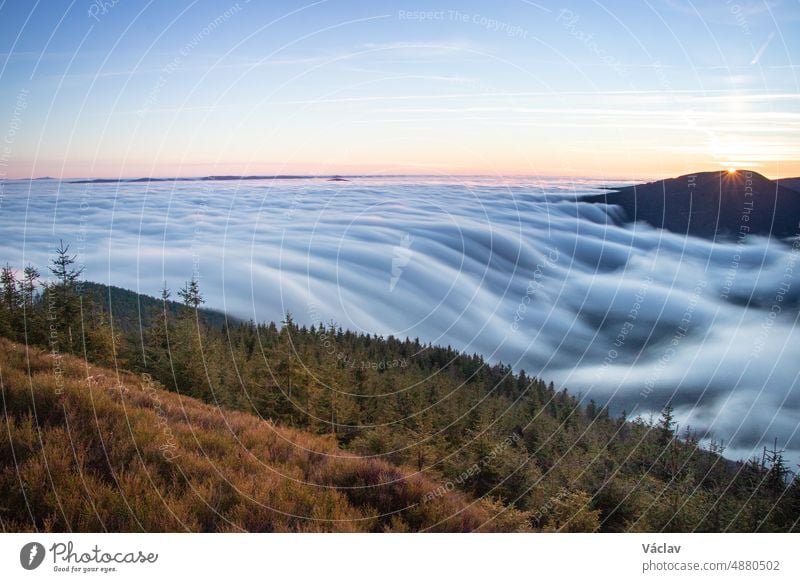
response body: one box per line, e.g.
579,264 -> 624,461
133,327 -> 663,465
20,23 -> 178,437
0,337 -> 526,532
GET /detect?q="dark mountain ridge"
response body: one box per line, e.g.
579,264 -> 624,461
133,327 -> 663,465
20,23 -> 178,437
583,170 -> 800,239
778,176 -> 800,193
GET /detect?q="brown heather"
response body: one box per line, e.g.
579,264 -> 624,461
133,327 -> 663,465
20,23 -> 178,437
0,338 -> 527,532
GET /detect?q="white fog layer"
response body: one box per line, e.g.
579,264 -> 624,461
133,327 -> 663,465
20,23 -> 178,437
2,176 -> 798,462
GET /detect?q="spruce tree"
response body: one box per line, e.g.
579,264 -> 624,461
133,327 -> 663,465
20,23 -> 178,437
658,402 -> 676,447
177,277 -> 204,309
46,240 -> 84,350
20,264 -> 40,309
1,264 -> 19,311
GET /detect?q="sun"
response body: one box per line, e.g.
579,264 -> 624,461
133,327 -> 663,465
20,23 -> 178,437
727,167 -> 737,174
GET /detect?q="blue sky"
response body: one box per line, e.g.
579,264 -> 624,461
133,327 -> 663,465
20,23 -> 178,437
1,0 -> 799,178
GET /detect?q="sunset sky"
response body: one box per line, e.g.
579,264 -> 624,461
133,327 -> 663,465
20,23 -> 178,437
1,0 -> 799,180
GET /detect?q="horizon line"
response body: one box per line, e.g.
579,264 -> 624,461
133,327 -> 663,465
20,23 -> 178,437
2,168 -> 796,184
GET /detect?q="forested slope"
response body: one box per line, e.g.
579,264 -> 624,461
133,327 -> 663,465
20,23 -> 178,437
1,246 -> 798,532
0,337 -> 524,532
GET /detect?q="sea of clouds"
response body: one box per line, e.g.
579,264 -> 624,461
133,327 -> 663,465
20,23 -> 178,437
1,176 -> 798,462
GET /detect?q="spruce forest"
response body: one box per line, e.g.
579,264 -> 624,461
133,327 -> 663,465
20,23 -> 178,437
1,242 -> 798,532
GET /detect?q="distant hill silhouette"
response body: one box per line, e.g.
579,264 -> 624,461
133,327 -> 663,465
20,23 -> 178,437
68,174 -> 379,184
583,170 -> 800,239
778,177 -> 800,193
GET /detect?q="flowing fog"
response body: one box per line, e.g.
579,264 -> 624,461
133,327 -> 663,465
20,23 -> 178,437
1,176 -> 798,462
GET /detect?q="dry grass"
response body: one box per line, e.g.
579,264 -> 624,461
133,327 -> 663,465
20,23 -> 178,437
0,338 -> 527,532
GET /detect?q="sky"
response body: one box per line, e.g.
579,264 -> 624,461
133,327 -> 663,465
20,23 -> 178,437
1,0 -> 799,180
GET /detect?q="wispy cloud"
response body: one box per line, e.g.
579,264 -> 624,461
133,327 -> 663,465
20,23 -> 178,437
269,89 -> 800,106
359,40 -> 481,56
369,105 -> 800,122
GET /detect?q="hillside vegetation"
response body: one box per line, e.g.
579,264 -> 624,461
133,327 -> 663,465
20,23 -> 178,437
0,337 -> 525,532
1,243 -> 799,532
